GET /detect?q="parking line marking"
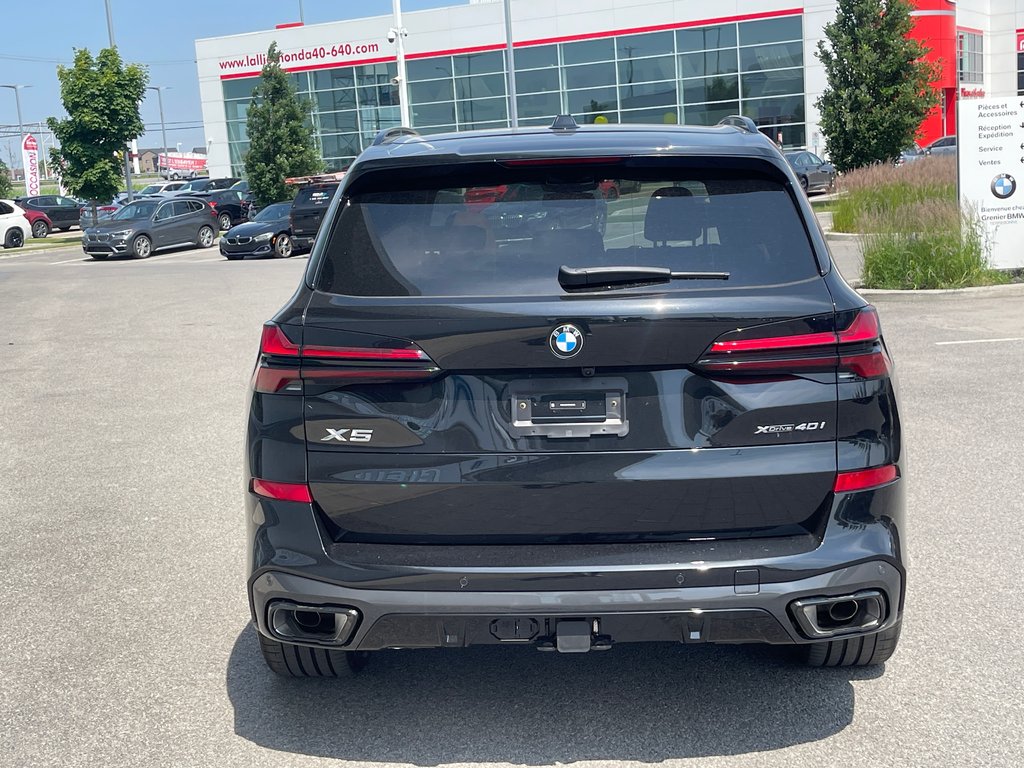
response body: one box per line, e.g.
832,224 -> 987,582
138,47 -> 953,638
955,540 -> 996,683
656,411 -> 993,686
51,256 -> 90,265
935,337 -> 1024,346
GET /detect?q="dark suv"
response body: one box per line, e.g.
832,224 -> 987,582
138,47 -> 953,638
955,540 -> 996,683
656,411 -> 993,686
245,118 -> 905,677
288,176 -> 344,251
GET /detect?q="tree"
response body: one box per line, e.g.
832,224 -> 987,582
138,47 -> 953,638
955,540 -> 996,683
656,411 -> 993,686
815,0 -> 938,171
0,159 -> 12,199
47,48 -> 148,215
245,42 -> 322,207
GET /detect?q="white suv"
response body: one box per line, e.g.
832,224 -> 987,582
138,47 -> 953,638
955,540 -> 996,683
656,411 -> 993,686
1,199 -> 31,249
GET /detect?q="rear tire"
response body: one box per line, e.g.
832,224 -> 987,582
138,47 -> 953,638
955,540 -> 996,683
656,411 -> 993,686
218,212 -> 232,231
799,175 -> 809,193
804,621 -> 901,667
4,228 -> 25,248
197,225 -> 215,248
31,220 -> 50,238
257,633 -> 369,677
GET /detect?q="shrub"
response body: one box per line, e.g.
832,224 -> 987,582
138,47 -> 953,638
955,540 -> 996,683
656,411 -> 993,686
831,156 -> 956,233
861,213 -> 1009,290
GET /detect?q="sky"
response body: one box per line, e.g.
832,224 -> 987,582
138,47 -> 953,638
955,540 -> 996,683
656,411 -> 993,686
0,0 -> 461,167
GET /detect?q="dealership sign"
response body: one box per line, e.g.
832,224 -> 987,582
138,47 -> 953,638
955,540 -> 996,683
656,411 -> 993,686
158,152 -> 208,171
21,134 -> 40,197
958,97 -> 1024,269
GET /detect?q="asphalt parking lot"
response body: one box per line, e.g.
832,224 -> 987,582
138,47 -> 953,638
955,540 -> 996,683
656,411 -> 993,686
1,243 -> 1022,768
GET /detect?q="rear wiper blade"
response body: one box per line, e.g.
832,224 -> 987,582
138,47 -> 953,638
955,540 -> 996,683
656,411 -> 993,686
558,265 -> 730,291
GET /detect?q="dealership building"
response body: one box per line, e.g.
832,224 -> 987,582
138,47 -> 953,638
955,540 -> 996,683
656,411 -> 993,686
194,0 -> 1024,177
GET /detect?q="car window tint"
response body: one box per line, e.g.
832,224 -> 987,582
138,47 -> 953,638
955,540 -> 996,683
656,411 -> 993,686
170,201 -> 191,217
317,164 -> 819,297
0,202 -> 12,215
155,204 -> 174,220
808,153 -> 823,165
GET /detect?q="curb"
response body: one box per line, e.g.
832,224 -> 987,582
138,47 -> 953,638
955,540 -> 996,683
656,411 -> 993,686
858,282 -> 1024,299
825,232 -> 864,241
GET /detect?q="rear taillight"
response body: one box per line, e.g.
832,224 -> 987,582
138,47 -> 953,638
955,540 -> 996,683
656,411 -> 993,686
253,323 -> 439,394
697,307 -> 890,379
833,464 -> 898,493
208,202 -> 217,210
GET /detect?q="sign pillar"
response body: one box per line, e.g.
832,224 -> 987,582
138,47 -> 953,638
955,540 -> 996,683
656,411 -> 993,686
958,97 -> 1024,269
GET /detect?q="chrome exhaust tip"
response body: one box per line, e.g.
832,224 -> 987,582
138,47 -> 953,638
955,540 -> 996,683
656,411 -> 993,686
790,590 -> 886,638
266,601 -> 360,646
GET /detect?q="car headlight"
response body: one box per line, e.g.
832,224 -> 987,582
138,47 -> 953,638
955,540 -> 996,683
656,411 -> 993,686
254,232 -> 273,242
110,229 -> 134,238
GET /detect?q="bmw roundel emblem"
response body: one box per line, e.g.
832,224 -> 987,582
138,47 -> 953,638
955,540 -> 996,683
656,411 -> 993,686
549,324 -> 584,358
991,174 -> 1016,200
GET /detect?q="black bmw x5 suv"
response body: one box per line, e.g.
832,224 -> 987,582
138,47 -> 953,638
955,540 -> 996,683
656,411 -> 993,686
245,117 -> 905,676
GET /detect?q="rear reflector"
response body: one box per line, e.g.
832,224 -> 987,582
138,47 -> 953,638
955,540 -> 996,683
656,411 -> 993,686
833,465 -> 898,493
250,478 -> 313,502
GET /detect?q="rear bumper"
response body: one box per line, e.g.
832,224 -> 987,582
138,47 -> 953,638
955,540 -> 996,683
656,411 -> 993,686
246,480 -> 907,650
251,561 -> 902,650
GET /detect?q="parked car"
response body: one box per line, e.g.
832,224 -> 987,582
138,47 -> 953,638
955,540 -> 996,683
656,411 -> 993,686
0,199 -> 31,248
78,201 -> 123,228
81,196 -> 218,260
783,151 -> 836,193
231,179 -> 249,194
14,194 -> 82,231
220,202 -> 294,260
173,177 -> 240,196
241,192 -> 258,221
197,189 -> 246,231
924,135 -> 957,156
896,143 -> 924,166
160,167 -> 202,180
288,174 -> 345,251
22,208 -> 53,239
244,117 -> 906,677
137,181 -> 189,197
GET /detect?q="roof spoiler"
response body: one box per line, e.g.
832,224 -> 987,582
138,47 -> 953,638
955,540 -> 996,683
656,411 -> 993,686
371,126 -> 420,146
716,115 -> 759,134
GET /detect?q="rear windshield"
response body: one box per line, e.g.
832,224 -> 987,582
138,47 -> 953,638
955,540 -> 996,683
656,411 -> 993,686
293,184 -> 339,208
316,162 -> 818,296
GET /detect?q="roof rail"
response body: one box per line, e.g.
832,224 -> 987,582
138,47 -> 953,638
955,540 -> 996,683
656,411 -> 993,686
371,126 -> 420,146
716,115 -> 759,134
550,114 -> 579,131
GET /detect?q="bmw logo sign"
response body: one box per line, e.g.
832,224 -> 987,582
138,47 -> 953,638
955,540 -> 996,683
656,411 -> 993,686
991,174 -> 1017,200
549,324 -> 584,358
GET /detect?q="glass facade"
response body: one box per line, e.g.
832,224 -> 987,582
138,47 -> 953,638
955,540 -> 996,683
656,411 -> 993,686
957,31 -> 984,84
222,15 -> 806,175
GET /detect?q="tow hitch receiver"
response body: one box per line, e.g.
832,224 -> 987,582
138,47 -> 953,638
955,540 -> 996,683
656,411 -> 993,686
536,619 -> 613,653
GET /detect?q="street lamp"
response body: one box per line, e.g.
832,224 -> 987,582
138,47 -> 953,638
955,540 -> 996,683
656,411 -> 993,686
103,0 -> 135,201
146,86 -> 171,179
0,84 -> 30,193
389,0 -> 411,127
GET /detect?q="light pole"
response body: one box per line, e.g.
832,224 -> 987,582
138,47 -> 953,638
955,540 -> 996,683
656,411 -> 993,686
390,0 -> 411,127
0,84 -> 30,193
503,0 -> 518,128
298,0 -> 304,23
146,86 -> 170,180
103,0 -> 135,201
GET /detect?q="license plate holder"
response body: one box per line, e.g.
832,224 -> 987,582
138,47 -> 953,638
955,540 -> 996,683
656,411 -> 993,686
508,377 -> 628,438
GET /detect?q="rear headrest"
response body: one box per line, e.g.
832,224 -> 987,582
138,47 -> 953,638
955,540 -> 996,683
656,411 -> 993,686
644,186 -> 705,243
